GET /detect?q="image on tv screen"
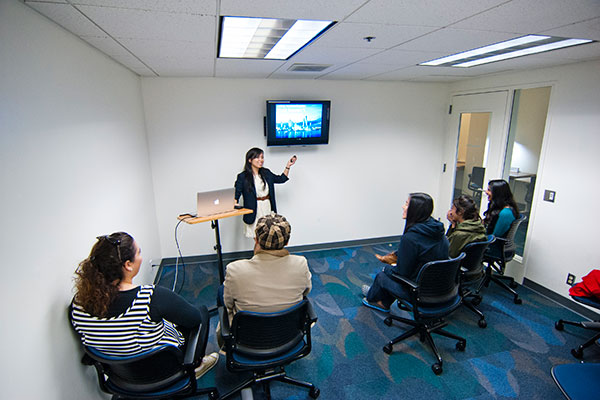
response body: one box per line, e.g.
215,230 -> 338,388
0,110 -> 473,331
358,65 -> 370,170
275,104 -> 323,139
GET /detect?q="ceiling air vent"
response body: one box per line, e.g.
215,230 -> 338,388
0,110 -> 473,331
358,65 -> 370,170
287,63 -> 332,72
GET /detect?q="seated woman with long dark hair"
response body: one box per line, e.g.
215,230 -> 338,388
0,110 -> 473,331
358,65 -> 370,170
70,232 -> 218,378
483,179 -> 519,238
362,193 -> 449,312
446,194 -> 487,258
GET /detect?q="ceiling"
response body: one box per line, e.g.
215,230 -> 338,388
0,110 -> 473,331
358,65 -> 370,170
24,0 -> 600,82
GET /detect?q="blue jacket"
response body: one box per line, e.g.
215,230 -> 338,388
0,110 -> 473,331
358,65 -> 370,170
234,168 -> 288,224
390,217 -> 450,281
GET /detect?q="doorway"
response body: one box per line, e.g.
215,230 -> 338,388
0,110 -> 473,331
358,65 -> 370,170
504,86 -> 551,256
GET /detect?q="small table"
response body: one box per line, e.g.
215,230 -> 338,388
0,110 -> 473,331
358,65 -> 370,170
178,208 -> 253,284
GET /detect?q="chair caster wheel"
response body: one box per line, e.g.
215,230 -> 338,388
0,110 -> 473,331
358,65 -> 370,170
555,321 -> 564,331
571,348 -> 584,359
432,363 -> 443,375
478,319 -> 487,328
384,317 -> 392,326
509,281 -> 518,289
209,391 -> 219,400
309,387 -> 320,398
456,341 -> 466,351
383,344 -> 393,354
514,297 -> 522,305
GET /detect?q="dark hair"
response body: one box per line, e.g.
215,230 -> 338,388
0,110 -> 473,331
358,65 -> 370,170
483,179 -> 519,231
453,194 -> 481,221
73,232 -> 136,317
243,147 -> 267,189
405,192 -> 434,233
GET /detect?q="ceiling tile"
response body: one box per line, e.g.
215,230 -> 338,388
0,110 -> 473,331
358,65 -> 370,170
315,22 -> 437,49
395,28 -> 517,54
25,2 -> 106,36
287,45 -> 381,65
215,58 -> 285,78
320,62 -> 405,80
110,53 -> 157,76
71,0 -> 217,14
540,17 -> 600,41
346,0 -> 508,27
76,5 -> 216,41
219,0 -> 367,20
452,0 -> 600,34
118,38 -> 215,76
360,49 -> 448,67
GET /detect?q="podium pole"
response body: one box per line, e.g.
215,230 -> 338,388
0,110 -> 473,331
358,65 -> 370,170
211,219 -> 225,284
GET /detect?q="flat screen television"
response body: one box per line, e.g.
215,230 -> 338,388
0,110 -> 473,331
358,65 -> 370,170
265,100 -> 331,146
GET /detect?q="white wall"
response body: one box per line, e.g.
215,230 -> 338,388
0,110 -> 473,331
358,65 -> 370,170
0,1 -> 160,399
141,78 -> 450,257
449,59 -> 600,300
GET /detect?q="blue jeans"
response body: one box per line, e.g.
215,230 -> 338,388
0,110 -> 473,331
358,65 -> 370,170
367,267 -> 411,308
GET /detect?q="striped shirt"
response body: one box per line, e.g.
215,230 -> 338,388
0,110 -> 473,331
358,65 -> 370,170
71,285 -> 184,356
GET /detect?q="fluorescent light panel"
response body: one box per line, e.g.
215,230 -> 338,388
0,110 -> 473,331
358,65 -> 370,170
219,16 -> 334,60
419,35 -> 594,68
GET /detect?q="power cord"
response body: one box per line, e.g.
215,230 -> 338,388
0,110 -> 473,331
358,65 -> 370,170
172,215 -> 195,293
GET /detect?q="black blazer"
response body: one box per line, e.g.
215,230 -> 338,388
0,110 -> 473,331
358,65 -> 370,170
234,168 -> 289,224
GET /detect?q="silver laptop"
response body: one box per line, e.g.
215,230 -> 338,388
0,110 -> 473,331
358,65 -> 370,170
197,188 -> 236,217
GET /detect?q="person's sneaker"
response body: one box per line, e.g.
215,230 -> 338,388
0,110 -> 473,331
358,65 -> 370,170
195,352 -> 219,379
362,285 -> 370,297
362,297 -> 390,313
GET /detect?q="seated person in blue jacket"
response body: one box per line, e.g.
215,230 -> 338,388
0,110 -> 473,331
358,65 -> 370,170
234,147 -> 296,238
362,193 -> 449,312
446,194 -> 487,258
70,232 -> 218,378
483,179 -> 520,257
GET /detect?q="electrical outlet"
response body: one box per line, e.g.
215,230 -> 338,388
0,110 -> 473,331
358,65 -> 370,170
566,273 -> 576,286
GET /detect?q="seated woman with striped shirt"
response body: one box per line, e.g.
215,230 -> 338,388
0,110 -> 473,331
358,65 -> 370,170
70,232 -> 218,378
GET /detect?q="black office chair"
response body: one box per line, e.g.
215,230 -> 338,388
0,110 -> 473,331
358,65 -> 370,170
459,235 -> 496,328
71,306 -> 218,400
382,254 -> 467,375
218,298 -> 320,399
467,166 -> 485,204
551,362 -> 600,400
555,296 -> 600,359
483,215 -> 527,304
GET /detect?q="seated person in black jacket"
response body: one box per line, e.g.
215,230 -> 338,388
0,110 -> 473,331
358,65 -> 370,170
362,193 -> 449,312
70,232 -> 218,378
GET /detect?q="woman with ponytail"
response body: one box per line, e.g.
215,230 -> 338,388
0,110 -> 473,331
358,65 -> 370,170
70,232 -> 218,378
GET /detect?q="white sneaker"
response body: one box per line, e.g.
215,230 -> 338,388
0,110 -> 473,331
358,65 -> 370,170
195,352 -> 219,379
362,285 -> 370,297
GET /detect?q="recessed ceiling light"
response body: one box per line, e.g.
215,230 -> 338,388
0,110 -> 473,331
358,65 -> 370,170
219,16 -> 335,60
419,35 -> 594,67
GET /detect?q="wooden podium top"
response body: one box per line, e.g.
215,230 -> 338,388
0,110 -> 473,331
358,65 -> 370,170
178,208 -> 253,224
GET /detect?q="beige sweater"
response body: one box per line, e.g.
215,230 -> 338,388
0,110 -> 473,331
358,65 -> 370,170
223,249 -> 312,324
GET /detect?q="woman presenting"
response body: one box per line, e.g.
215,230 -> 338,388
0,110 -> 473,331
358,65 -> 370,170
234,147 -> 296,238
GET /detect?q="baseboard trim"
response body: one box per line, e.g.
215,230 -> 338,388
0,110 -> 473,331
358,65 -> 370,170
523,278 -> 600,320
158,235 -> 402,267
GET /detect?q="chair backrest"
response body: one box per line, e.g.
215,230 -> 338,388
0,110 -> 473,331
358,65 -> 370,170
460,235 -> 495,281
468,166 -> 485,190
415,253 -> 466,306
501,214 -> 527,259
84,344 -> 188,393
228,299 -> 313,362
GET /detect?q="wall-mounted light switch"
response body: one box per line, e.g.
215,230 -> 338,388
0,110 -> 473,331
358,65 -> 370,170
544,190 -> 556,202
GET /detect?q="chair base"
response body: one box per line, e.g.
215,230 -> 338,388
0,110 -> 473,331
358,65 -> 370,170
462,295 -> 487,328
484,263 -> 522,304
555,319 -> 600,359
382,315 -> 466,375
219,366 -> 319,400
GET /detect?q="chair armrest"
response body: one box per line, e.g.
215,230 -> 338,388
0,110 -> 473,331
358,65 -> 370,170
218,306 -> 231,338
183,324 -> 201,366
306,299 -> 318,324
388,272 -> 417,290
